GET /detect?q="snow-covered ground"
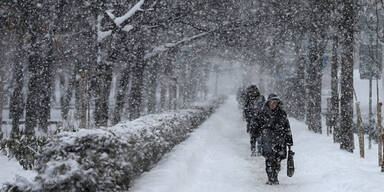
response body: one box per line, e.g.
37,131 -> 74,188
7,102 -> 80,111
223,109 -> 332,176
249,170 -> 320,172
0,156 -> 36,186
129,96 -> 384,192
1,71 -> 384,191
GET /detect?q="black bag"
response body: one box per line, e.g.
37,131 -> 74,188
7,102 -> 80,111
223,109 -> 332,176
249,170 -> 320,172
287,147 -> 295,177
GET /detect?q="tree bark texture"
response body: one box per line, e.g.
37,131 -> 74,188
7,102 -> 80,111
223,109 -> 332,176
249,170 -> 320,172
331,35 -> 340,143
129,40 -> 146,120
339,0 -> 356,152
307,32 -> 324,134
113,67 -> 131,125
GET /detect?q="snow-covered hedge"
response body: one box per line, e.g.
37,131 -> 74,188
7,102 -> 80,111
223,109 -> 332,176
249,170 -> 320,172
2,98 -> 224,192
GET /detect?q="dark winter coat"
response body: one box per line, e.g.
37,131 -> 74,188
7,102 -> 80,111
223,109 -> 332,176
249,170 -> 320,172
237,86 -> 248,110
255,103 -> 293,160
244,94 -> 265,124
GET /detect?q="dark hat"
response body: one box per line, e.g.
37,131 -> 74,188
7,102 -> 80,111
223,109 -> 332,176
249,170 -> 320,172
267,93 -> 280,101
247,85 -> 259,93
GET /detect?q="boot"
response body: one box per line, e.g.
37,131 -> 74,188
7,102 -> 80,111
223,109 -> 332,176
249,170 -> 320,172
272,170 -> 279,185
266,167 -> 274,185
266,176 -> 273,185
251,146 -> 256,156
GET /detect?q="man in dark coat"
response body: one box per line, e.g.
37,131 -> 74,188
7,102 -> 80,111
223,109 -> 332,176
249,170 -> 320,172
243,85 -> 265,155
236,85 -> 248,113
255,94 -> 293,184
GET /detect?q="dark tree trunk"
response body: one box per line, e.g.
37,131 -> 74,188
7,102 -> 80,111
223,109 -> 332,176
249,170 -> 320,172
305,0 -> 332,133
184,61 -> 198,106
179,63 -> 187,108
61,66 -> 78,120
331,35 -> 340,143
307,33 -> 321,133
0,53 -> 4,138
128,41 -> 146,120
163,51 -> 177,110
295,38 -> 306,120
202,63 -> 210,100
147,62 -> 159,114
112,67 -> 131,125
38,53 -> 54,133
189,62 -> 199,102
339,0 -> 356,152
159,76 -> 167,111
183,64 -> 192,105
25,43 -> 54,134
25,54 -> 40,135
74,67 -> 82,121
10,40 -> 25,138
307,32 -> 326,134
94,64 -> 113,127
168,77 -> 177,110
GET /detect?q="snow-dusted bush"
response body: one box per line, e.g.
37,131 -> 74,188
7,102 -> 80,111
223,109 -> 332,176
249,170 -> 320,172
2,98 -> 224,192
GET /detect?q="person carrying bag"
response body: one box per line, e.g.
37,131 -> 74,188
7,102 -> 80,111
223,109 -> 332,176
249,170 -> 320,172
254,94 -> 294,185
287,146 -> 295,177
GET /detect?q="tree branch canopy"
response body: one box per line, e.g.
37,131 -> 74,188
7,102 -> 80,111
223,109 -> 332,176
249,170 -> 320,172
144,31 -> 210,60
107,0 -> 145,27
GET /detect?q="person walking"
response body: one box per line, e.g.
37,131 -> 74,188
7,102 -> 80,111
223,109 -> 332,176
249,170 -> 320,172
255,94 -> 293,184
243,85 -> 265,155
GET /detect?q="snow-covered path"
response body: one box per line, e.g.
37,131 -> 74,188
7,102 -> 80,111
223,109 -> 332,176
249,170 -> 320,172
129,96 -> 384,192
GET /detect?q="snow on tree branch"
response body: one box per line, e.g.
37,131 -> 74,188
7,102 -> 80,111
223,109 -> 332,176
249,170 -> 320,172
143,20 -> 260,58
97,15 -> 112,42
122,25 -> 134,32
99,0 -> 145,40
107,0 -> 145,27
144,31 -> 210,60
105,10 -> 116,20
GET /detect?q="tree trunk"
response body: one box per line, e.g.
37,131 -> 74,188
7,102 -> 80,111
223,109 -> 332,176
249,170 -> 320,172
339,0 -> 356,152
184,61 -> 198,105
190,62 -> 199,102
202,64 -> 210,100
10,35 -> 25,138
77,67 -> 87,128
94,64 -> 113,127
295,38 -> 306,120
147,62 -> 159,113
331,35 -> 340,143
61,66 -> 77,120
128,41 -> 146,120
168,77 -> 177,110
179,63 -> 187,108
38,52 -> 54,133
0,60 -> 4,138
307,32 -> 326,134
112,67 -> 131,125
25,45 -> 54,134
25,54 -> 40,135
159,76 -> 167,111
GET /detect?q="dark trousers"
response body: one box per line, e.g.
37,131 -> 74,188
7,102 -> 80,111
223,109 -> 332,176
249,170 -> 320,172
265,157 -> 281,182
248,122 -> 262,152
250,135 -> 262,152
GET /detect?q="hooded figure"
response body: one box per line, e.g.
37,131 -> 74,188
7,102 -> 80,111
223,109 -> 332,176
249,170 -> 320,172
255,94 -> 293,184
236,85 -> 248,112
243,85 -> 265,155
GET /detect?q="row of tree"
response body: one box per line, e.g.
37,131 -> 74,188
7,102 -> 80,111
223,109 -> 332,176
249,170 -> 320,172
0,0 -> 374,154
0,1 -> 222,137
240,0 -> 361,153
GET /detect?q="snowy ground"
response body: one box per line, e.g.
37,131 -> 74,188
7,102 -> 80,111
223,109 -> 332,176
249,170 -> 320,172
1,95 -> 384,191
0,156 -> 36,186
129,96 -> 384,192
